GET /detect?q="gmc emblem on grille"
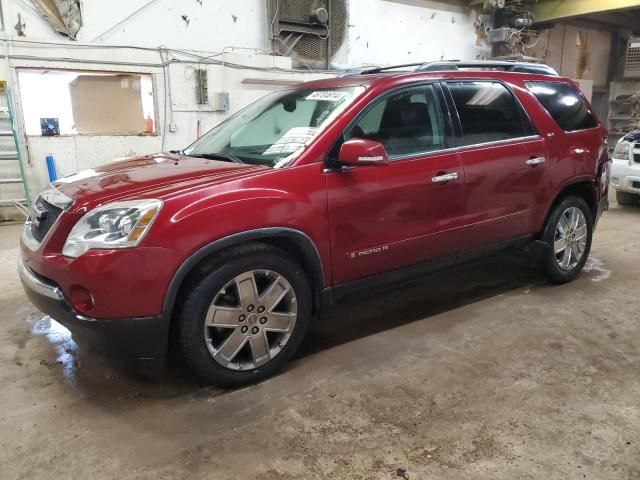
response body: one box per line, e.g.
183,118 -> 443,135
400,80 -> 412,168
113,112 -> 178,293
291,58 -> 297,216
31,204 -> 48,228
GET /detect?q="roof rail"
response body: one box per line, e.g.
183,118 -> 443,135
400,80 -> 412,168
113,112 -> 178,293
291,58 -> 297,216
339,60 -> 558,77
416,60 -> 559,76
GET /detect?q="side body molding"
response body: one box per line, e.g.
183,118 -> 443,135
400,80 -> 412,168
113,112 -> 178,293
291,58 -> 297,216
162,227 -> 326,316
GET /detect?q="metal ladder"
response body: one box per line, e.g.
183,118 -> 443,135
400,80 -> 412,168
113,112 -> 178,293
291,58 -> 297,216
0,80 -> 30,216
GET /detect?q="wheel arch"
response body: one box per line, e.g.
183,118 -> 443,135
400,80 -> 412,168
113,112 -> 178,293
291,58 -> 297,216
162,228 -> 326,319
541,180 -> 598,235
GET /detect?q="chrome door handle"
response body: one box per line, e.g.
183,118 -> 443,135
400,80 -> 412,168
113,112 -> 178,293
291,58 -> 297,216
432,172 -> 459,183
525,157 -> 546,166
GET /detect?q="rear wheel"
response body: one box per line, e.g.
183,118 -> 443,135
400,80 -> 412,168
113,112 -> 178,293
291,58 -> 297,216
616,190 -> 639,206
540,196 -> 593,284
176,244 -> 311,387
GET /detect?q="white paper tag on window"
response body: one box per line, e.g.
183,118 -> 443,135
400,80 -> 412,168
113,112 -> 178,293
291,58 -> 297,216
262,127 -> 318,155
305,91 -> 346,102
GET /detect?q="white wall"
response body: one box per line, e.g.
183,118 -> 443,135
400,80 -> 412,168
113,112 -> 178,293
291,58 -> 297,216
335,0 -> 488,67
3,0 -> 486,68
2,0 -> 270,51
0,0 -> 485,219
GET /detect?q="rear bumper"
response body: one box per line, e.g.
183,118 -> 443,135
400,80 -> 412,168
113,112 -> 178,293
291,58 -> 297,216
18,258 -> 170,373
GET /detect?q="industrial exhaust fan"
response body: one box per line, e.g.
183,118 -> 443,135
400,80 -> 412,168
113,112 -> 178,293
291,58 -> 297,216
269,0 -> 347,69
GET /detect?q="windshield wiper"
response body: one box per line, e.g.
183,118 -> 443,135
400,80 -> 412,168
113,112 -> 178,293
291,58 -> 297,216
184,152 -> 244,164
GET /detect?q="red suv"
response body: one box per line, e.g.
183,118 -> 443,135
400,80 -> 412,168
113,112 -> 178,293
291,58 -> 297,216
19,61 -> 610,386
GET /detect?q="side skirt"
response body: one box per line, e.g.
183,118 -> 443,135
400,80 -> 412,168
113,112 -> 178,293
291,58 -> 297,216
319,234 -> 535,316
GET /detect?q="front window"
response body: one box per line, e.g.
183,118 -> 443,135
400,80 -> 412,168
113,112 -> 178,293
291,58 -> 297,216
345,84 -> 446,158
185,86 -> 364,168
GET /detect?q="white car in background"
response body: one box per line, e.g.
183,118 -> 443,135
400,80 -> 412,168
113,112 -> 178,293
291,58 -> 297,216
611,132 -> 640,206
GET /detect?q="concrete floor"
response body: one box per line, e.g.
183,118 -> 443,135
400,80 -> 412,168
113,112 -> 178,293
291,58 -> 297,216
1,198 -> 639,480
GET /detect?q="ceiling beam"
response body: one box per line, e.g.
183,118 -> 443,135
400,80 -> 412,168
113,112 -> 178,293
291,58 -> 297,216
586,11 -> 640,29
563,17 -> 630,33
533,0 -> 640,23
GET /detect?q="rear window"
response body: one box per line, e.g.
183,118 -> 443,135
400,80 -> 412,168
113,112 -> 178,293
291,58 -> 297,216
447,81 -> 535,147
526,81 -> 598,132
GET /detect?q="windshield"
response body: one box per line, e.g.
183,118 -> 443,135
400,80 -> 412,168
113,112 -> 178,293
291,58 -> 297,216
184,86 -> 364,168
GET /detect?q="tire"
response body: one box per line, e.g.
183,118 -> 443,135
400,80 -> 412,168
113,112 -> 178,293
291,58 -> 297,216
540,196 -> 593,284
616,190 -> 639,206
176,243 -> 312,387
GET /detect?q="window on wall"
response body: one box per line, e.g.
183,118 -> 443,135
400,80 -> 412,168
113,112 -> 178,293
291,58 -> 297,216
17,69 -> 156,136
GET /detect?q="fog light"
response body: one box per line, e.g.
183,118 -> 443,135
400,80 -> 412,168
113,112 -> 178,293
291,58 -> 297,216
69,285 -> 94,312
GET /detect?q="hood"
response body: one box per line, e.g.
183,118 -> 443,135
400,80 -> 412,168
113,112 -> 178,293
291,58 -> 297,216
53,153 -> 269,205
621,130 -> 640,143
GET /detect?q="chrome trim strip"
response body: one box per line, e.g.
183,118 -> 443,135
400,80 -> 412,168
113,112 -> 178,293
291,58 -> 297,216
452,135 -> 541,152
18,258 -> 63,300
384,135 -> 542,162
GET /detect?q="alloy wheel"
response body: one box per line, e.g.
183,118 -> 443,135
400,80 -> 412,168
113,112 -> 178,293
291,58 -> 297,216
553,206 -> 588,271
204,269 -> 297,371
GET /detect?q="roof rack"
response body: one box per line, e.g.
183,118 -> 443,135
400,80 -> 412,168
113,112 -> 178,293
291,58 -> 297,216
340,60 -> 558,77
417,60 -> 558,76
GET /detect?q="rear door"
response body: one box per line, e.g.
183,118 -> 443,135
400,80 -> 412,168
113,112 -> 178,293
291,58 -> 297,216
325,83 -> 464,284
444,80 -> 547,253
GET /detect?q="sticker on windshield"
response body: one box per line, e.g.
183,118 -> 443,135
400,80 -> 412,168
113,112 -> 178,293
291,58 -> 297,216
262,127 -> 319,156
305,91 -> 346,102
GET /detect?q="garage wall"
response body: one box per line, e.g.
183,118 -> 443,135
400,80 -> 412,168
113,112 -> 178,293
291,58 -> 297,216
2,45 -> 328,200
1,0 -> 270,51
529,23 -> 612,88
334,0 -> 489,67
3,0 -> 486,68
0,0 -> 486,219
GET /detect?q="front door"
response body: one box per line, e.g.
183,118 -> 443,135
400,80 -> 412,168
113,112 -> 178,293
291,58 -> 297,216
326,83 -> 464,285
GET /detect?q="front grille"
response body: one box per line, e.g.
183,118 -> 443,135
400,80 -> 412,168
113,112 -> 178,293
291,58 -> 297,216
634,143 -> 640,163
29,196 -> 63,242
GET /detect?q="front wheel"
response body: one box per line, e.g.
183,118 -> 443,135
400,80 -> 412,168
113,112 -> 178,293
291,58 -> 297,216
540,196 -> 593,284
176,244 -> 311,387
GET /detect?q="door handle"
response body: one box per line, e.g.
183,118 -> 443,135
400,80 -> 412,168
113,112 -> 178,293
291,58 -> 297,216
571,147 -> 589,156
431,172 -> 459,183
525,157 -> 546,166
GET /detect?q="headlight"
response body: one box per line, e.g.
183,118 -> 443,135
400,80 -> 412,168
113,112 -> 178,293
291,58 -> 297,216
612,141 -> 631,160
62,199 -> 162,258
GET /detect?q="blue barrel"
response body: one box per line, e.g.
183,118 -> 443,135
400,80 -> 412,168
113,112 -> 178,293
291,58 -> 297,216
45,155 -> 57,182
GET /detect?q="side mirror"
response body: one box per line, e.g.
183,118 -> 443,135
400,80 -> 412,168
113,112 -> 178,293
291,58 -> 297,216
338,138 -> 389,166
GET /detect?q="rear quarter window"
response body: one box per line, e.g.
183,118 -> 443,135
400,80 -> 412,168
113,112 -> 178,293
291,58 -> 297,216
526,81 -> 598,132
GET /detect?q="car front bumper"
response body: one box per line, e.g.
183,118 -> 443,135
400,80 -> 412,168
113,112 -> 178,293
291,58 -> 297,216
611,158 -> 640,194
18,258 -> 170,374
